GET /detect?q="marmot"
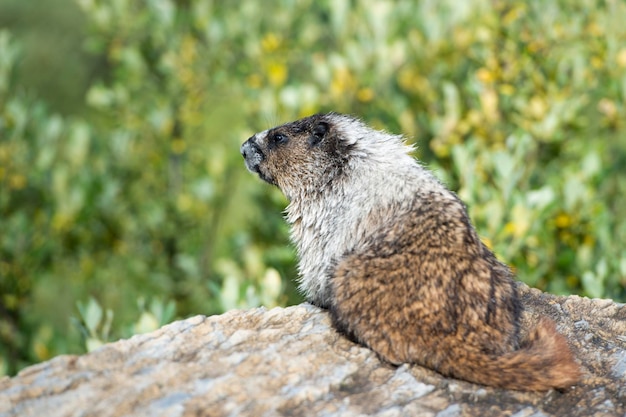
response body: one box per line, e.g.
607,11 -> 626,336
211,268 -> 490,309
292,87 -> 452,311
240,113 -> 581,391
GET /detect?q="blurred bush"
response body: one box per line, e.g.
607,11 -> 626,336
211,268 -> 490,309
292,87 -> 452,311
1,0 -> 625,375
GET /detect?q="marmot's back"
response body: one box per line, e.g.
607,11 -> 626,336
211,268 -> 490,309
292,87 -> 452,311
328,192 -> 581,390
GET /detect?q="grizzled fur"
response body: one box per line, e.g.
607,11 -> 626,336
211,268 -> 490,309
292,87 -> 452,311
240,113 -> 581,390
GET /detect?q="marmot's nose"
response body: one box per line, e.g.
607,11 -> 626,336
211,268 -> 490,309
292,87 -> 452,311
241,136 -> 264,164
240,136 -> 255,158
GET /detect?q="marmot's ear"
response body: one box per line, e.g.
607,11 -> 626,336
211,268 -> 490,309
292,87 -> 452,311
309,121 -> 329,147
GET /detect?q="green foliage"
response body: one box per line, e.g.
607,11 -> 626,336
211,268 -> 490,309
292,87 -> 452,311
0,0 -> 94,115
73,296 -> 174,352
75,297 -> 113,352
1,0 -> 625,376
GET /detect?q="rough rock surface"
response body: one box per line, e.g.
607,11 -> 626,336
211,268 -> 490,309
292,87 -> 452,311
1,283 -> 625,417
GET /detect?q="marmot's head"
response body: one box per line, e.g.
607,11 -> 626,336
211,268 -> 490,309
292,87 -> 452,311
241,113 -> 415,201
240,113 -> 359,199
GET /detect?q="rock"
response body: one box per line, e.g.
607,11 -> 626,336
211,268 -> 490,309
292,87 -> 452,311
1,283 -> 625,417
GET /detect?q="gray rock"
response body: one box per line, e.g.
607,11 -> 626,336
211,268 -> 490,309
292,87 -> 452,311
1,283 -> 625,417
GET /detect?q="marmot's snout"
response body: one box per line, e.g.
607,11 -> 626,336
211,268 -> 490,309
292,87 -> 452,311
241,135 -> 276,185
241,136 -> 264,173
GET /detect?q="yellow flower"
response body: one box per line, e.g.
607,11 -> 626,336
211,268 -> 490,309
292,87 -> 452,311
298,104 -> 319,118
508,205 -> 531,237
528,96 -> 547,119
261,33 -> 281,53
591,56 -> 603,69
397,68 -> 415,91
502,5 -> 525,25
480,88 -> 499,123
586,22 -> 603,37
356,87 -> 374,102
527,41 -> 543,54
52,213 -> 72,232
34,341 -> 50,361
330,66 -> 355,97
559,230 -> 574,246
504,222 -> 516,235
246,74 -> 262,89
476,67 -> 495,83
397,68 -> 430,95
499,84 -> 515,96
9,174 -> 26,190
267,61 -> 288,87
555,213 -> 572,228
466,109 -> 482,126
430,137 -> 451,158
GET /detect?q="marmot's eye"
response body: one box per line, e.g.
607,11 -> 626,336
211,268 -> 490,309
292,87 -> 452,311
272,133 -> 289,145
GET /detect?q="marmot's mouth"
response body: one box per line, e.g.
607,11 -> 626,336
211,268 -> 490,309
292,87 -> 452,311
256,170 -> 276,185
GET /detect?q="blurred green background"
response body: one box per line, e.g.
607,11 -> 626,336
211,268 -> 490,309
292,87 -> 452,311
1,0 -> 625,376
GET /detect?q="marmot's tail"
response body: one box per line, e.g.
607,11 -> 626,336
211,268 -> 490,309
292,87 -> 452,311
449,318 -> 582,391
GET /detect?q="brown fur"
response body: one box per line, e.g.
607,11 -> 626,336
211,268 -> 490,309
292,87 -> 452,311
329,192 -> 581,390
